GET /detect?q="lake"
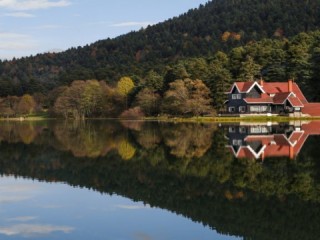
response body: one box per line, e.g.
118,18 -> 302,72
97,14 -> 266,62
0,120 -> 320,240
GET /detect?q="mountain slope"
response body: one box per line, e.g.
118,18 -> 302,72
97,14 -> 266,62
1,0 -> 320,96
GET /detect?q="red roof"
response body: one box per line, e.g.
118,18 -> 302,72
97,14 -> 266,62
287,95 -> 304,107
228,80 -> 311,107
233,82 -> 255,92
302,103 -> 320,116
273,92 -> 291,104
262,82 -> 308,104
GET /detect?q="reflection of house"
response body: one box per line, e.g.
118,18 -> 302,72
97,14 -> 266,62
225,121 -> 320,160
225,80 -> 320,116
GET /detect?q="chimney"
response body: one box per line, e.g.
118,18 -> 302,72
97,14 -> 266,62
288,79 -> 293,92
259,79 -> 264,87
289,145 -> 294,160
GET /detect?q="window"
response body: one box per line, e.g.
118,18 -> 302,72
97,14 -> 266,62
229,107 -> 235,113
232,94 -> 241,100
229,127 -> 235,133
250,126 -> 269,134
249,105 -> 269,112
239,106 -> 246,113
239,127 -> 246,133
232,139 -> 242,146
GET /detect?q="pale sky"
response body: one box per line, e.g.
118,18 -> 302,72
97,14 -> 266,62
0,0 -> 209,60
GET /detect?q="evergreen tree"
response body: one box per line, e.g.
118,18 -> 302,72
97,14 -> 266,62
238,56 -> 262,81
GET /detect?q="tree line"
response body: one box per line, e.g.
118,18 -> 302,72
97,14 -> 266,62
3,30 -> 320,118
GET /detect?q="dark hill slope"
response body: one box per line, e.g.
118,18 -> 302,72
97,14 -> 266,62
1,0 -> 320,96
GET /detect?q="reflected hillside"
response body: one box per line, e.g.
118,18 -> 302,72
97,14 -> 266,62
1,121 -> 320,239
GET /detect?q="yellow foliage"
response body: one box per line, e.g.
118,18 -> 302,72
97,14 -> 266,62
117,77 -> 135,96
18,124 -> 37,144
117,139 -> 136,160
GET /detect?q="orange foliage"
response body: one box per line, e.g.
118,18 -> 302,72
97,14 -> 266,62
221,31 -> 231,42
231,32 -> 241,41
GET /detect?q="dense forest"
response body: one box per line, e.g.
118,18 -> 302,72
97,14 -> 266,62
1,0 -> 320,102
1,121 -> 320,239
2,30 -> 320,118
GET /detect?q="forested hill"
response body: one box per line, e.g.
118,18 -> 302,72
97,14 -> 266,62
1,0 -> 320,96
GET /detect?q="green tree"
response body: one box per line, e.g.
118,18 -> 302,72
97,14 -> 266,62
143,70 -> 163,92
238,56 -> 261,81
207,52 -> 233,111
163,64 -> 190,92
81,80 -> 104,116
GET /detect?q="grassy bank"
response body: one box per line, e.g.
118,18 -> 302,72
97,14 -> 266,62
0,112 -> 54,121
2,114 -> 320,123
144,115 -> 320,123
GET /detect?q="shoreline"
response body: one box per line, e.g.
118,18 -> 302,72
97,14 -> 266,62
1,115 -> 320,123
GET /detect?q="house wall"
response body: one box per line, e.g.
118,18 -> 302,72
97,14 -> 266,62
246,86 -> 261,98
227,88 -> 247,113
271,105 -> 285,114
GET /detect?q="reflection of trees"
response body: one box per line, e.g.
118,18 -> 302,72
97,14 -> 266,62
117,139 -> 136,160
120,120 -> 144,131
17,123 -> 39,144
134,122 -> 161,149
52,121 -> 128,158
2,137 -> 320,240
2,120 -> 320,204
161,123 -> 216,158
0,122 -> 42,144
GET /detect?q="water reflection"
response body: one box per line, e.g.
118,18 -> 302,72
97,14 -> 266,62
0,120 -> 320,239
225,121 -> 320,159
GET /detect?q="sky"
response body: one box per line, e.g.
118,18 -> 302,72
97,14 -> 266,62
0,0 -> 209,60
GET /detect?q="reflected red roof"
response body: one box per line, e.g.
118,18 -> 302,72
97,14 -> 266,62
301,121 -> 320,134
289,131 -> 304,143
230,130 -> 309,160
229,121 -> 320,160
236,148 -> 256,159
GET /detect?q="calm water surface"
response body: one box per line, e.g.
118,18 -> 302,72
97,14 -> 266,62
0,120 -> 320,239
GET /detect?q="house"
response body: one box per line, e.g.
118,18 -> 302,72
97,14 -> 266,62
225,80 -> 320,116
225,121 -> 320,160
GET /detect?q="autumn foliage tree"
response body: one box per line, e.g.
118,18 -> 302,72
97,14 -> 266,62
117,77 -> 135,96
162,78 -> 214,116
16,94 -> 36,115
135,88 -> 161,116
